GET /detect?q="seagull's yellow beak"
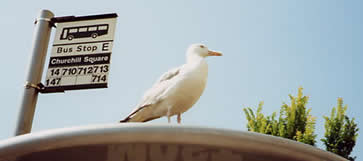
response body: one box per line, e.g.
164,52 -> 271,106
208,50 -> 223,56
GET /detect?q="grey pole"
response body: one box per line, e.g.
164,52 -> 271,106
15,10 -> 54,136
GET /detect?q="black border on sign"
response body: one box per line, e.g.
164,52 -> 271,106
41,83 -> 107,93
52,13 -> 118,23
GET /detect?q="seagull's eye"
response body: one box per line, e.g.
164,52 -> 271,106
199,45 -> 205,48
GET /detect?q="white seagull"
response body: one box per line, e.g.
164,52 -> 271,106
120,44 -> 222,123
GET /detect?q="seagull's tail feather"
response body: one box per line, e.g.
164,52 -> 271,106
119,104 -> 151,123
119,117 -> 130,123
119,116 -> 161,123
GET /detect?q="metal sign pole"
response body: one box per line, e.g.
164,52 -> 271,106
15,10 -> 54,136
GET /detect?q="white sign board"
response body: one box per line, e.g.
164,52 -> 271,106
45,14 -> 117,92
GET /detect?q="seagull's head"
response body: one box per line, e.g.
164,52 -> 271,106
186,43 -> 222,62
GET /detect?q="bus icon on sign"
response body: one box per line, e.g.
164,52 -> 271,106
60,24 -> 109,41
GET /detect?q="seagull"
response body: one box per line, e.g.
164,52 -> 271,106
120,44 -> 222,123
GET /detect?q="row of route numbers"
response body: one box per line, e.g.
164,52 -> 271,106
46,74 -> 107,86
48,64 -> 109,77
46,64 -> 109,87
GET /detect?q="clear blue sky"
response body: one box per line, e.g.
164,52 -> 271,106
1,0 -> 362,159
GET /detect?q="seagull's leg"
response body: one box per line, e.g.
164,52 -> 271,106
167,109 -> 171,123
177,114 -> 181,124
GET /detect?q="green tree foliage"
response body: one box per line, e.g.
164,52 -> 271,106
321,98 -> 359,161
243,88 -> 359,160
243,102 -> 279,135
243,87 -> 316,145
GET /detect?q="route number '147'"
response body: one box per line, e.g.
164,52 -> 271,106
46,78 -> 61,86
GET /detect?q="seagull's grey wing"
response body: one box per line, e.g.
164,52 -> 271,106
139,65 -> 182,106
155,66 -> 181,84
120,66 -> 183,122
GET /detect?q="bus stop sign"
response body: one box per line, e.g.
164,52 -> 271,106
44,13 -> 117,92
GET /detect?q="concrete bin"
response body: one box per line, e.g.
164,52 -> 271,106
0,124 -> 347,161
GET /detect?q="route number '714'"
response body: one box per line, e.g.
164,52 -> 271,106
92,75 -> 106,82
